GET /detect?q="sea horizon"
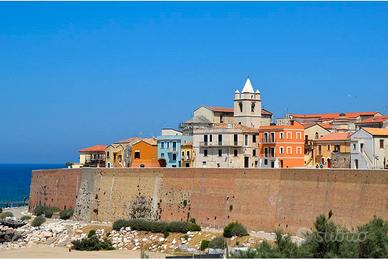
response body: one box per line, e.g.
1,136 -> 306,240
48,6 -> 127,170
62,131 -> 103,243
0,163 -> 65,207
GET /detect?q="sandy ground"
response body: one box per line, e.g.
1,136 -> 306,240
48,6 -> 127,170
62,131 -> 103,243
0,245 -> 168,258
2,207 -> 29,219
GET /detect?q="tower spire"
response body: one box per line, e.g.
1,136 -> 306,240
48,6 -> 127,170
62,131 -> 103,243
242,77 -> 254,93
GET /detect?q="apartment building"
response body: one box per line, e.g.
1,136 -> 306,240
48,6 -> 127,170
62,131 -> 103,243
258,122 -> 305,168
157,129 -> 192,167
350,128 -> 388,169
79,145 -> 107,168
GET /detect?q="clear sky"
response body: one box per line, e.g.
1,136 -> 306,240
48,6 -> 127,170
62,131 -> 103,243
1,2 -> 388,163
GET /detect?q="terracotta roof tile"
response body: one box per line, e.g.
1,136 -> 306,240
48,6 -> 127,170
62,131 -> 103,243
79,145 -> 107,152
357,115 -> 388,124
362,127 -> 388,136
317,132 -> 351,141
205,106 -> 272,115
292,112 -> 379,120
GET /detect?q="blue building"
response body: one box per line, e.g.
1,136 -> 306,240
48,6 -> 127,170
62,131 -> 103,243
157,129 -> 192,167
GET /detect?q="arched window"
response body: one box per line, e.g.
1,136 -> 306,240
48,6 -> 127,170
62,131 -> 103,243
239,102 -> 243,112
251,102 -> 255,112
315,132 -> 319,139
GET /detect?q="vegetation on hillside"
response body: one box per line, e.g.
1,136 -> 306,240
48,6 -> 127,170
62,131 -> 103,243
231,213 -> 388,258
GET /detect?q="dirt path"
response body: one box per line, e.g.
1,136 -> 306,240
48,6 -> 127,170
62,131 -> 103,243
0,245 -> 167,258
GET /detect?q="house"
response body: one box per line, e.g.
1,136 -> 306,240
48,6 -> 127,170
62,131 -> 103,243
192,123 -> 259,168
350,127 -> 388,169
181,141 -> 194,167
180,78 -> 272,134
355,115 -> 388,129
130,138 -> 159,168
312,132 -> 352,168
258,121 -> 305,168
105,137 -> 140,168
79,145 -> 107,167
291,112 -> 381,132
157,129 -> 192,167
303,124 -> 331,167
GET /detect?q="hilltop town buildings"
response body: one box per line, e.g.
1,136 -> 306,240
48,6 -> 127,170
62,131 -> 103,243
77,145 -> 107,168
70,77 -> 387,170
157,129 -> 192,168
312,132 -> 352,168
351,128 -> 388,169
258,122 -> 305,168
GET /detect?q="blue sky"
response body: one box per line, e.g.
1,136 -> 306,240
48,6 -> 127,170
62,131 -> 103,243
1,2 -> 388,163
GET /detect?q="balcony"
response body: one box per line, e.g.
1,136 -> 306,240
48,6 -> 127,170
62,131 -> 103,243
199,141 -> 242,147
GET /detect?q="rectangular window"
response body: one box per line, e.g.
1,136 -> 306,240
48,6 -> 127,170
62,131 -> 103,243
318,145 -> 322,155
297,147 -> 302,155
161,153 -> 164,158
360,143 -> 364,152
327,145 -> 331,151
218,134 -> 223,145
335,145 -> 340,152
234,149 -> 238,157
264,147 -> 268,157
173,142 -> 177,151
253,149 -> 256,157
245,135 -> 248,146
218,149 -> 222,157
134,151 -> 140,159
264,159 -> 268,165
166,142 -> 169,148
279,147 -> 284,154
106,151 -> 110,158
234,134 -> 238,145
210,135 -> 213,142
264,132 -> 268,142
353,144 -> 356,150
252,135 -> 257,143
204,135 -> 208,143
160,142 -> 165,149
296,132 -> 302,139
380,139 -> 384,149
279,132 -> 284,140
286,132 -> 292,139
204,149 -> 208,157
270,148 -> 275,157
172,154 -> 177,161
270,132 -> 275,142
286,147 -> 292,154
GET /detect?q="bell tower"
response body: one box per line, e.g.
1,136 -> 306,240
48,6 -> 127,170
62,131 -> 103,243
233,77 -> 262,128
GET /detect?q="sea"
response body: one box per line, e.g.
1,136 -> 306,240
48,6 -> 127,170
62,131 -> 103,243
0,164 -> 64,208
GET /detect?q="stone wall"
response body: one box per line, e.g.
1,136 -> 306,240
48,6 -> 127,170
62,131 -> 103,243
30,168 -> 388,233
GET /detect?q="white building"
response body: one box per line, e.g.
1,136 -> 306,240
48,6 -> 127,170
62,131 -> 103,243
350,127 -> 388,169
192,123 -> 259,168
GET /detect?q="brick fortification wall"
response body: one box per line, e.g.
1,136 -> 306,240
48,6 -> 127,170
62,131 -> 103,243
30,168 -> 388,233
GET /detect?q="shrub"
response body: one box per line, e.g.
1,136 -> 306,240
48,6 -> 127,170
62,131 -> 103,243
200,240 -> 210,251
163,231 -> 169,238
20,215 -> 31,221
112,219 -> 131,231
112,219 -> 200,233
209,236 -> 226,249
33,205 -> 45,216
223,222 -> 248,238
357,216 -> 388,258
0,211 -> 14,219
31,215 -> 46,227
88,230 -> 96,238
59,208 -> 74,220
71,236 -> 114,251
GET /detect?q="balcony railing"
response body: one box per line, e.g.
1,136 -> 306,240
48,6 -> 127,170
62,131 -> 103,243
199,141 -> 242,147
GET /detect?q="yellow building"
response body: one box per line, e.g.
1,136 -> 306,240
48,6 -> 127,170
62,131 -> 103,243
181,142 -> 194,167
312,132 -> 351,168
303,124 -> 331,167
105,138 -> 140,168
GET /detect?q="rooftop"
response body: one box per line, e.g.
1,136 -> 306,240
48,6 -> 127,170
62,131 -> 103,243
362,127 -> 388,136
357,115 -> 388,124
79,145 -> 107,153
292,112 -> 379,120
205,106 -> 272,115
317,132 -> 351,141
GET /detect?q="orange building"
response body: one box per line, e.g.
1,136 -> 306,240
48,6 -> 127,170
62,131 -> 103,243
258,122 -> 305,168
130,138 -> 160,168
